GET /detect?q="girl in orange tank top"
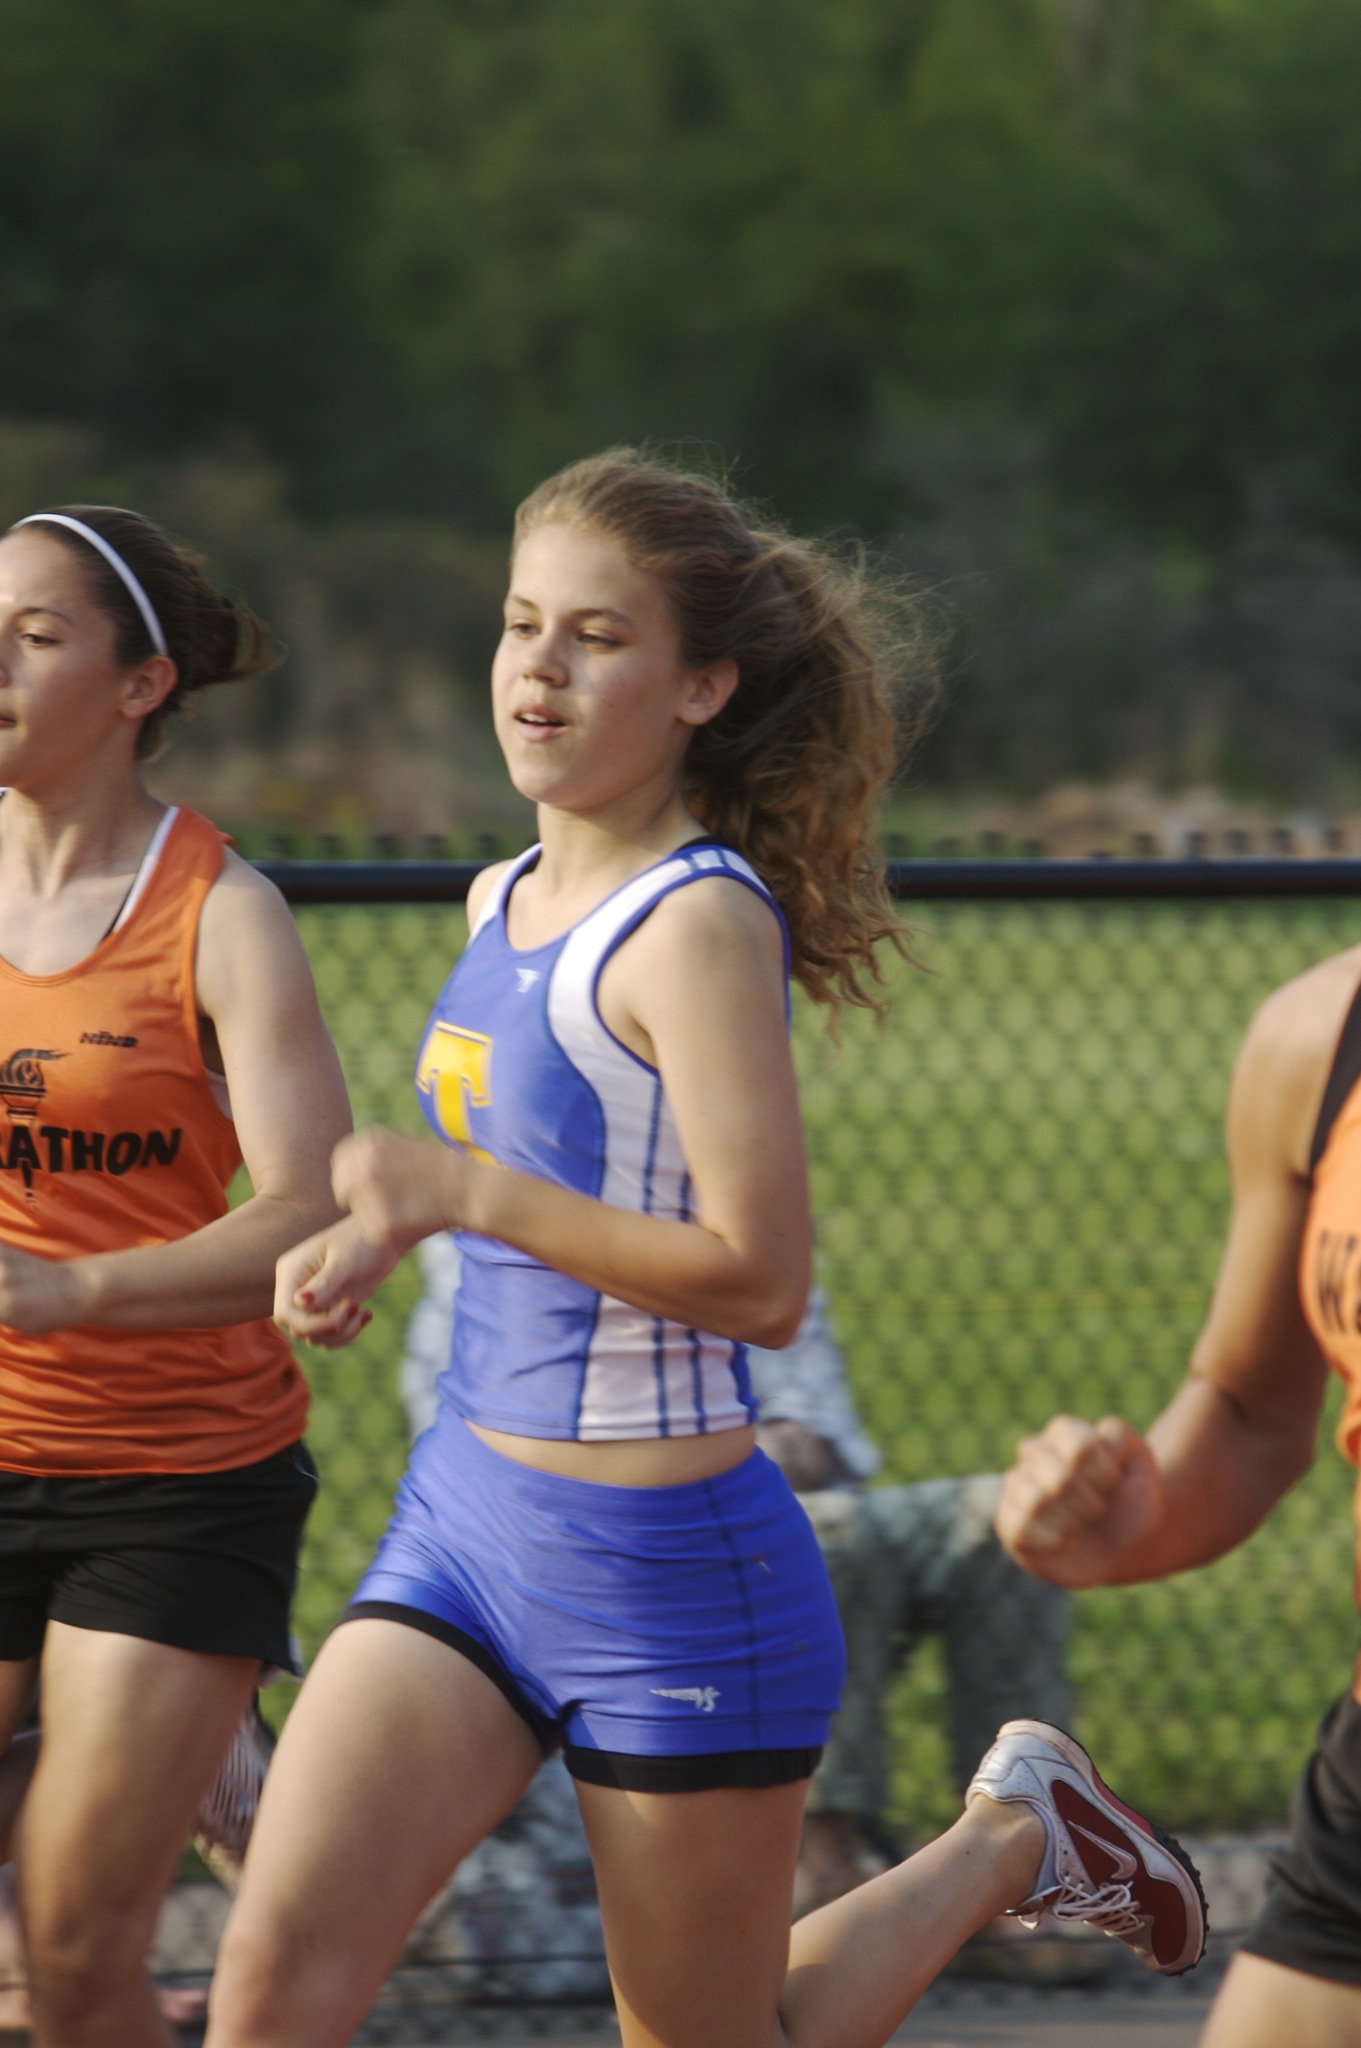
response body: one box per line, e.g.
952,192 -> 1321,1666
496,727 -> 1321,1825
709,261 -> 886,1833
1299,982 -> 1361,1494
0,506 -> 350,2044
995,940 -> 1361,2044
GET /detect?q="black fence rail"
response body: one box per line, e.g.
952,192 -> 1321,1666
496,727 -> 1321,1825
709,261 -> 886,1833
204,855 -> 1361,2031
258,854 -> 1361,904
234,814 -> 1360,867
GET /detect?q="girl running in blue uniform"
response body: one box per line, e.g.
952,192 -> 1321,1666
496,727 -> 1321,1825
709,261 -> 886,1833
209,453 -> 1204,2048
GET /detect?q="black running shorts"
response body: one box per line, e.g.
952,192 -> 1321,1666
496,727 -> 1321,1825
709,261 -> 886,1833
0,1442 -> 317,1672
1241,1685 -> 1361,1987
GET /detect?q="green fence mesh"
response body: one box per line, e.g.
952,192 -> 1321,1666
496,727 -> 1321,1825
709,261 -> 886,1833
273,891 -> 1360,1840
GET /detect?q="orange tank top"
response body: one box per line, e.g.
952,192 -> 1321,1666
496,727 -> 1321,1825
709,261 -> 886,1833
0,805 -> 307,1474
1300,979 -> 1361,1591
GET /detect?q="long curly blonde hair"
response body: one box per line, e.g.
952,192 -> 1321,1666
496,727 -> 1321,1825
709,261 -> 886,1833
514,450 -> 932,1015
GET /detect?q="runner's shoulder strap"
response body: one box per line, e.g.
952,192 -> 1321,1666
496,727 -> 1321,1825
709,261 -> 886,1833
1309,977 -> 1361,1177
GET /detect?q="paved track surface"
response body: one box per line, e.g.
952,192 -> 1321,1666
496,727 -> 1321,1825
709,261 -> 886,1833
893,1983 -> 1215,2045
443,2017 -> 1212,2048
336,1932 -> 1234,2047
391,1982 -> 1218,2048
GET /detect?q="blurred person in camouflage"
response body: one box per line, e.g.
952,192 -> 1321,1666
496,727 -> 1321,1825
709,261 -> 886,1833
746,1289 -> 1073,1918
401,1239 -> 1072,1929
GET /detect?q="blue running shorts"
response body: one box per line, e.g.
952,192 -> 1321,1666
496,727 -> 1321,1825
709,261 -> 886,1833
344,1418 -> 845,1791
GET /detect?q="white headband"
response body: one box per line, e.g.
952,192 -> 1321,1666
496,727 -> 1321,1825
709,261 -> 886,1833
11,513 -> 169,659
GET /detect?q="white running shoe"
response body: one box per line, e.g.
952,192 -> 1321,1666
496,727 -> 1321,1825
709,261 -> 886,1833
192,1693 -> 275,1889
965,1719 -> 1207,1977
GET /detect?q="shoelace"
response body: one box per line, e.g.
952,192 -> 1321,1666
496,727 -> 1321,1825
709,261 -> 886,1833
195,1719 -> 269,1854
1047,1877 -> 1145,1943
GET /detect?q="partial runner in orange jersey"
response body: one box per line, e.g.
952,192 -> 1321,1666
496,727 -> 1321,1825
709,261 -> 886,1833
997,942 -> 1361,2047
0,506 -> 350,2048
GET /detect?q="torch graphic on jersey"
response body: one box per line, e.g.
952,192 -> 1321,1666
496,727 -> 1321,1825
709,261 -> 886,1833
0,1049 -> 64,1196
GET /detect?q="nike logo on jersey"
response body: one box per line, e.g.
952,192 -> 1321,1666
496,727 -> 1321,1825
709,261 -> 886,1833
515,968 -> 541,993
650,1686 -> 720,1713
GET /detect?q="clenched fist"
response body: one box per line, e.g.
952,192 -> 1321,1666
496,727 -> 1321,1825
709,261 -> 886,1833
273,1127 -> 465,1349
994,1414 -> 1165,1588
330,1128 -> 467,1250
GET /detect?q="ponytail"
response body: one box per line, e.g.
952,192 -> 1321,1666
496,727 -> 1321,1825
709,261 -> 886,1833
514,451 -> 934,1014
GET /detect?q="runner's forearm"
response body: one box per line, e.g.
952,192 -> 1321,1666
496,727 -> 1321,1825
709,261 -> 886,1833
60,1190 -> 343,1329
459,1155 -> 808,1348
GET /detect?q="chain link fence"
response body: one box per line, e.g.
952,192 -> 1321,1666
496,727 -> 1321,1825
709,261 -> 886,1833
804,887 -> 1355,1841
174,856 -> 1361,2033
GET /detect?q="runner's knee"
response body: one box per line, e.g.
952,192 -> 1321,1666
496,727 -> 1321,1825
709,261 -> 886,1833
25,1889 -> 153,2029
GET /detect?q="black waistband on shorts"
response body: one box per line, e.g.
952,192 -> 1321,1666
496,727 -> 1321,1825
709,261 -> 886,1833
564,1743 -> 823,1793
341,1598 -> 826,1795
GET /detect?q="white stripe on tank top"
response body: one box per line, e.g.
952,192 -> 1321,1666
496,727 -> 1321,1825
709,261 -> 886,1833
544,844 -> 768,1439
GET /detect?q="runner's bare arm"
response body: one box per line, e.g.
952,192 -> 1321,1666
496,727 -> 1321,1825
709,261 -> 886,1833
0,852 -> 350,1333
278,879 -> 811,1350
996,958 -> 1347,1587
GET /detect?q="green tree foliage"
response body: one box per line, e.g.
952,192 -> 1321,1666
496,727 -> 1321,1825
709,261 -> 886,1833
360,0 -> 1104,526
2,0 -> 1360,792
3,0 -> 1358,537
1046,0 -> 1361,538
0,0 -> 377,476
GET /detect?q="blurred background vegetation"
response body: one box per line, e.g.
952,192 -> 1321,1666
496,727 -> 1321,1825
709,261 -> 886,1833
278,892 -> 1359,1833
9,0 -> 1359,1844
3,0 -> 1361,830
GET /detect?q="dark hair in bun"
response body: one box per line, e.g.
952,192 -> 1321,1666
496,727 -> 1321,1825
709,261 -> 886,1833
20,504 -> 274,757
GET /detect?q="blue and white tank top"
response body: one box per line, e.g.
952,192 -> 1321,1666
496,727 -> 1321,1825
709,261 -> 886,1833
414,840 -> 787,1441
